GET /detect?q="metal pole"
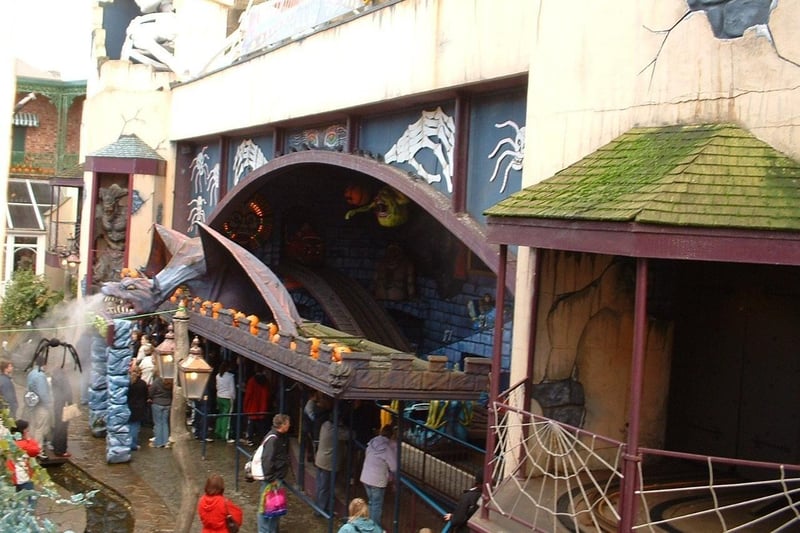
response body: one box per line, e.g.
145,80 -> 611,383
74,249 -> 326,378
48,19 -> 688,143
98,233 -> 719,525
619,258 -> 649,532
483,244 -> 507,518
328,399 -> 340,533
393,400 -> 404,533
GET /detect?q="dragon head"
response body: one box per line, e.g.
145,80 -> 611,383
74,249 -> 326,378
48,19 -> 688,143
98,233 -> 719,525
101,275 -> 163,318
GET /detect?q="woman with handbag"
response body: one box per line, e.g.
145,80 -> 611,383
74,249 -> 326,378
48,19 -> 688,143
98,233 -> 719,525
197,474 -> 243,533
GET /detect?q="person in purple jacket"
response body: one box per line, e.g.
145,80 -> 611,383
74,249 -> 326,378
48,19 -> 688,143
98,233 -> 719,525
359,425 -> 398,529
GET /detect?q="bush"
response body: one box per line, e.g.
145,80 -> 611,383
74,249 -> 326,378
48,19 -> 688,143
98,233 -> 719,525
0,268 -> 63,327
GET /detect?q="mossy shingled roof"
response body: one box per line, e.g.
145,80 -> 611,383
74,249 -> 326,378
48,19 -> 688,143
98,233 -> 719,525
485,124 -> 800,231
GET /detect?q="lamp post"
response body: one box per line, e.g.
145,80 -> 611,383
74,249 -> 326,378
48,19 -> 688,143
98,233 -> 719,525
155,324 -> 177,380
169,305 -> 211,533
61,235 -> 80,299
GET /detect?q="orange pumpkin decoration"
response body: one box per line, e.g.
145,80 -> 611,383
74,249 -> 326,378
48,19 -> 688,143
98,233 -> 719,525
200,300 -> 213,316
331,344 -> 352,363
344,184 -> 370,207
247,314 -> 260,335
212,302 -> 224,319
310,338 -> 321,359
268,323 -> 278,337
233,311 -> 246,327
271,333 -> 280,344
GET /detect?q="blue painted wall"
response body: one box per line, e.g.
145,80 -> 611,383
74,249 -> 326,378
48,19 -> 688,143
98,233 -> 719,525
467,89 -> 527,224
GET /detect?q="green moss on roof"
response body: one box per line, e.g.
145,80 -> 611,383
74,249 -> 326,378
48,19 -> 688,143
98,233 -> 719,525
485,124 -> 800,231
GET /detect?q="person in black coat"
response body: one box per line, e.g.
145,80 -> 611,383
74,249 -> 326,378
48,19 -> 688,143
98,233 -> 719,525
257,413 -> 291,533
51,366 -> 73,458
127,366 -> 149,451
444,470 -> 483,533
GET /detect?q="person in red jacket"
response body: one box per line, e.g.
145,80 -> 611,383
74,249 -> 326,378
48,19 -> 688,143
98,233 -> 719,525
6,419 -> 41,495
197,473 -> 243,533
242,370 -> 270,445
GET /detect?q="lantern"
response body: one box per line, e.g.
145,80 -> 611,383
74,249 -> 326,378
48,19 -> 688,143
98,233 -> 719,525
155,324 -> 177,380
177,337 -> 213,400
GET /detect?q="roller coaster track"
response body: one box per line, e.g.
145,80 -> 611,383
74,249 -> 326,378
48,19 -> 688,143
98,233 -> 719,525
277,262 -> 412,352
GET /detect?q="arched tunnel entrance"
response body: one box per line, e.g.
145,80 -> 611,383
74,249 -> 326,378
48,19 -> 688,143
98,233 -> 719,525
208,151 -> 509,365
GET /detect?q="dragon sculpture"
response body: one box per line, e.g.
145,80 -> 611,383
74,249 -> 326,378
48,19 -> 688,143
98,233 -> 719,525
92,223 -> 302,463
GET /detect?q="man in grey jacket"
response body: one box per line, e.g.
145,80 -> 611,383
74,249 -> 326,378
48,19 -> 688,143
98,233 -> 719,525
0,360 -> 18,417
359,425 -> 398,529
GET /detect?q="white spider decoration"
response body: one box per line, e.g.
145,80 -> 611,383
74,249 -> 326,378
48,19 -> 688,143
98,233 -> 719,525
206,163 -> 220,207
232,139 -> 268,187
187,195 -> 207,232
121,2 -> 182,74
487,120 -> 525,193
189,146 -> 210,195
384,107 -> 456,193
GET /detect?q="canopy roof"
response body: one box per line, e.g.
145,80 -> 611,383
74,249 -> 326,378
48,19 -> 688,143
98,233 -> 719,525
486,124 -> 800,265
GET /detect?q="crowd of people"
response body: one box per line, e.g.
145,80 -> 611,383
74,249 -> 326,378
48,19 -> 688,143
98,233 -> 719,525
0,356 -> 76,461
0,328 -> 481,532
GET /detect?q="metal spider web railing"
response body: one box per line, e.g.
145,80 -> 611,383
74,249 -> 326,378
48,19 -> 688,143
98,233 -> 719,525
487,392 -> 626,532
634,448 -> 800,532
486,385 -> 800,532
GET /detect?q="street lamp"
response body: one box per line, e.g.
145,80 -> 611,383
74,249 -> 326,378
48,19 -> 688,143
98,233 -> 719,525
61,236 -> 80,299
155,323 -> 177,380
177,336 -> 212,400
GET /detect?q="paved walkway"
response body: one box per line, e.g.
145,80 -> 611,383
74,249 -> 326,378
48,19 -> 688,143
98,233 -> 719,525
49,403 -> 333,532
10,367 -> 442,532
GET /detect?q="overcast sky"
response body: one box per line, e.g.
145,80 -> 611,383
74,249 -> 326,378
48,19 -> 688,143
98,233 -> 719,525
11,0 -> 93,80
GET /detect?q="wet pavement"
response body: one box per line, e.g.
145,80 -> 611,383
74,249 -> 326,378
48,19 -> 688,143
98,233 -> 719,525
13,375 -> 442,532
40,403 -> 335,533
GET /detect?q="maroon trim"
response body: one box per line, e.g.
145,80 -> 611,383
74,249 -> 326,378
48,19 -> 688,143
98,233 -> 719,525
487,218 -> 800,266
85,156 -> 166,176
218,136 -> 229,199
483,243 -> 507,518
619,258 -> 648,532
51,177 -> 84,187
273,128 -> 285,158
208,150 -> 513,290
85,173 -> 100,292
452,92 -> 470,213
123,176 -> 133,269
346,114 -> 359,153
173,143 -> 196,230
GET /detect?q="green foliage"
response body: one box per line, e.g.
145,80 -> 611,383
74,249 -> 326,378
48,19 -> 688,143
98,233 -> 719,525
0,268 -> 63,327
0,398 -> 95,532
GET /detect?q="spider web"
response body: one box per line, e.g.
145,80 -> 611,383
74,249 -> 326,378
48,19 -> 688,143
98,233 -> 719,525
487,389 -> 800,532
487,395 -> 624,532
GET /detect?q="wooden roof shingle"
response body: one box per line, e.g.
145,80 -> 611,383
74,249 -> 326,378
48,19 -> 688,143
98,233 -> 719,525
486,124 -> 800,232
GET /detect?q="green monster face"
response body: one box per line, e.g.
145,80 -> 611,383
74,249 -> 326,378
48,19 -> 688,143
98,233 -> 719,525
373,187 -> 409,227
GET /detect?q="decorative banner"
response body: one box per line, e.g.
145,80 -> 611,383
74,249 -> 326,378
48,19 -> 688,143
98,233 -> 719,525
384,107 -> 455,193
487,120 -> 525,193
233,139 -> 269,187
187,195 -> 207,233
241,0 -> 364,56
287,124 -> 348,152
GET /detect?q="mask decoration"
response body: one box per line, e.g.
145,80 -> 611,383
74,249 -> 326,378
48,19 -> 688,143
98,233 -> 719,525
344,186 -> 409,227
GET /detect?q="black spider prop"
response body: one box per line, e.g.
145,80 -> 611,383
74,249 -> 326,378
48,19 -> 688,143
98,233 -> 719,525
24,338 -> 83,373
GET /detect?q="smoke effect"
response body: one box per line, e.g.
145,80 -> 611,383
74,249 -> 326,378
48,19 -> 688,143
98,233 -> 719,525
7,293 -> 107,403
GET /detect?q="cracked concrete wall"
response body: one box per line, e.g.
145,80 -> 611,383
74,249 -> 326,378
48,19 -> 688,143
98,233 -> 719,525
524,0 -> 800,188
533,252 -> 674,450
